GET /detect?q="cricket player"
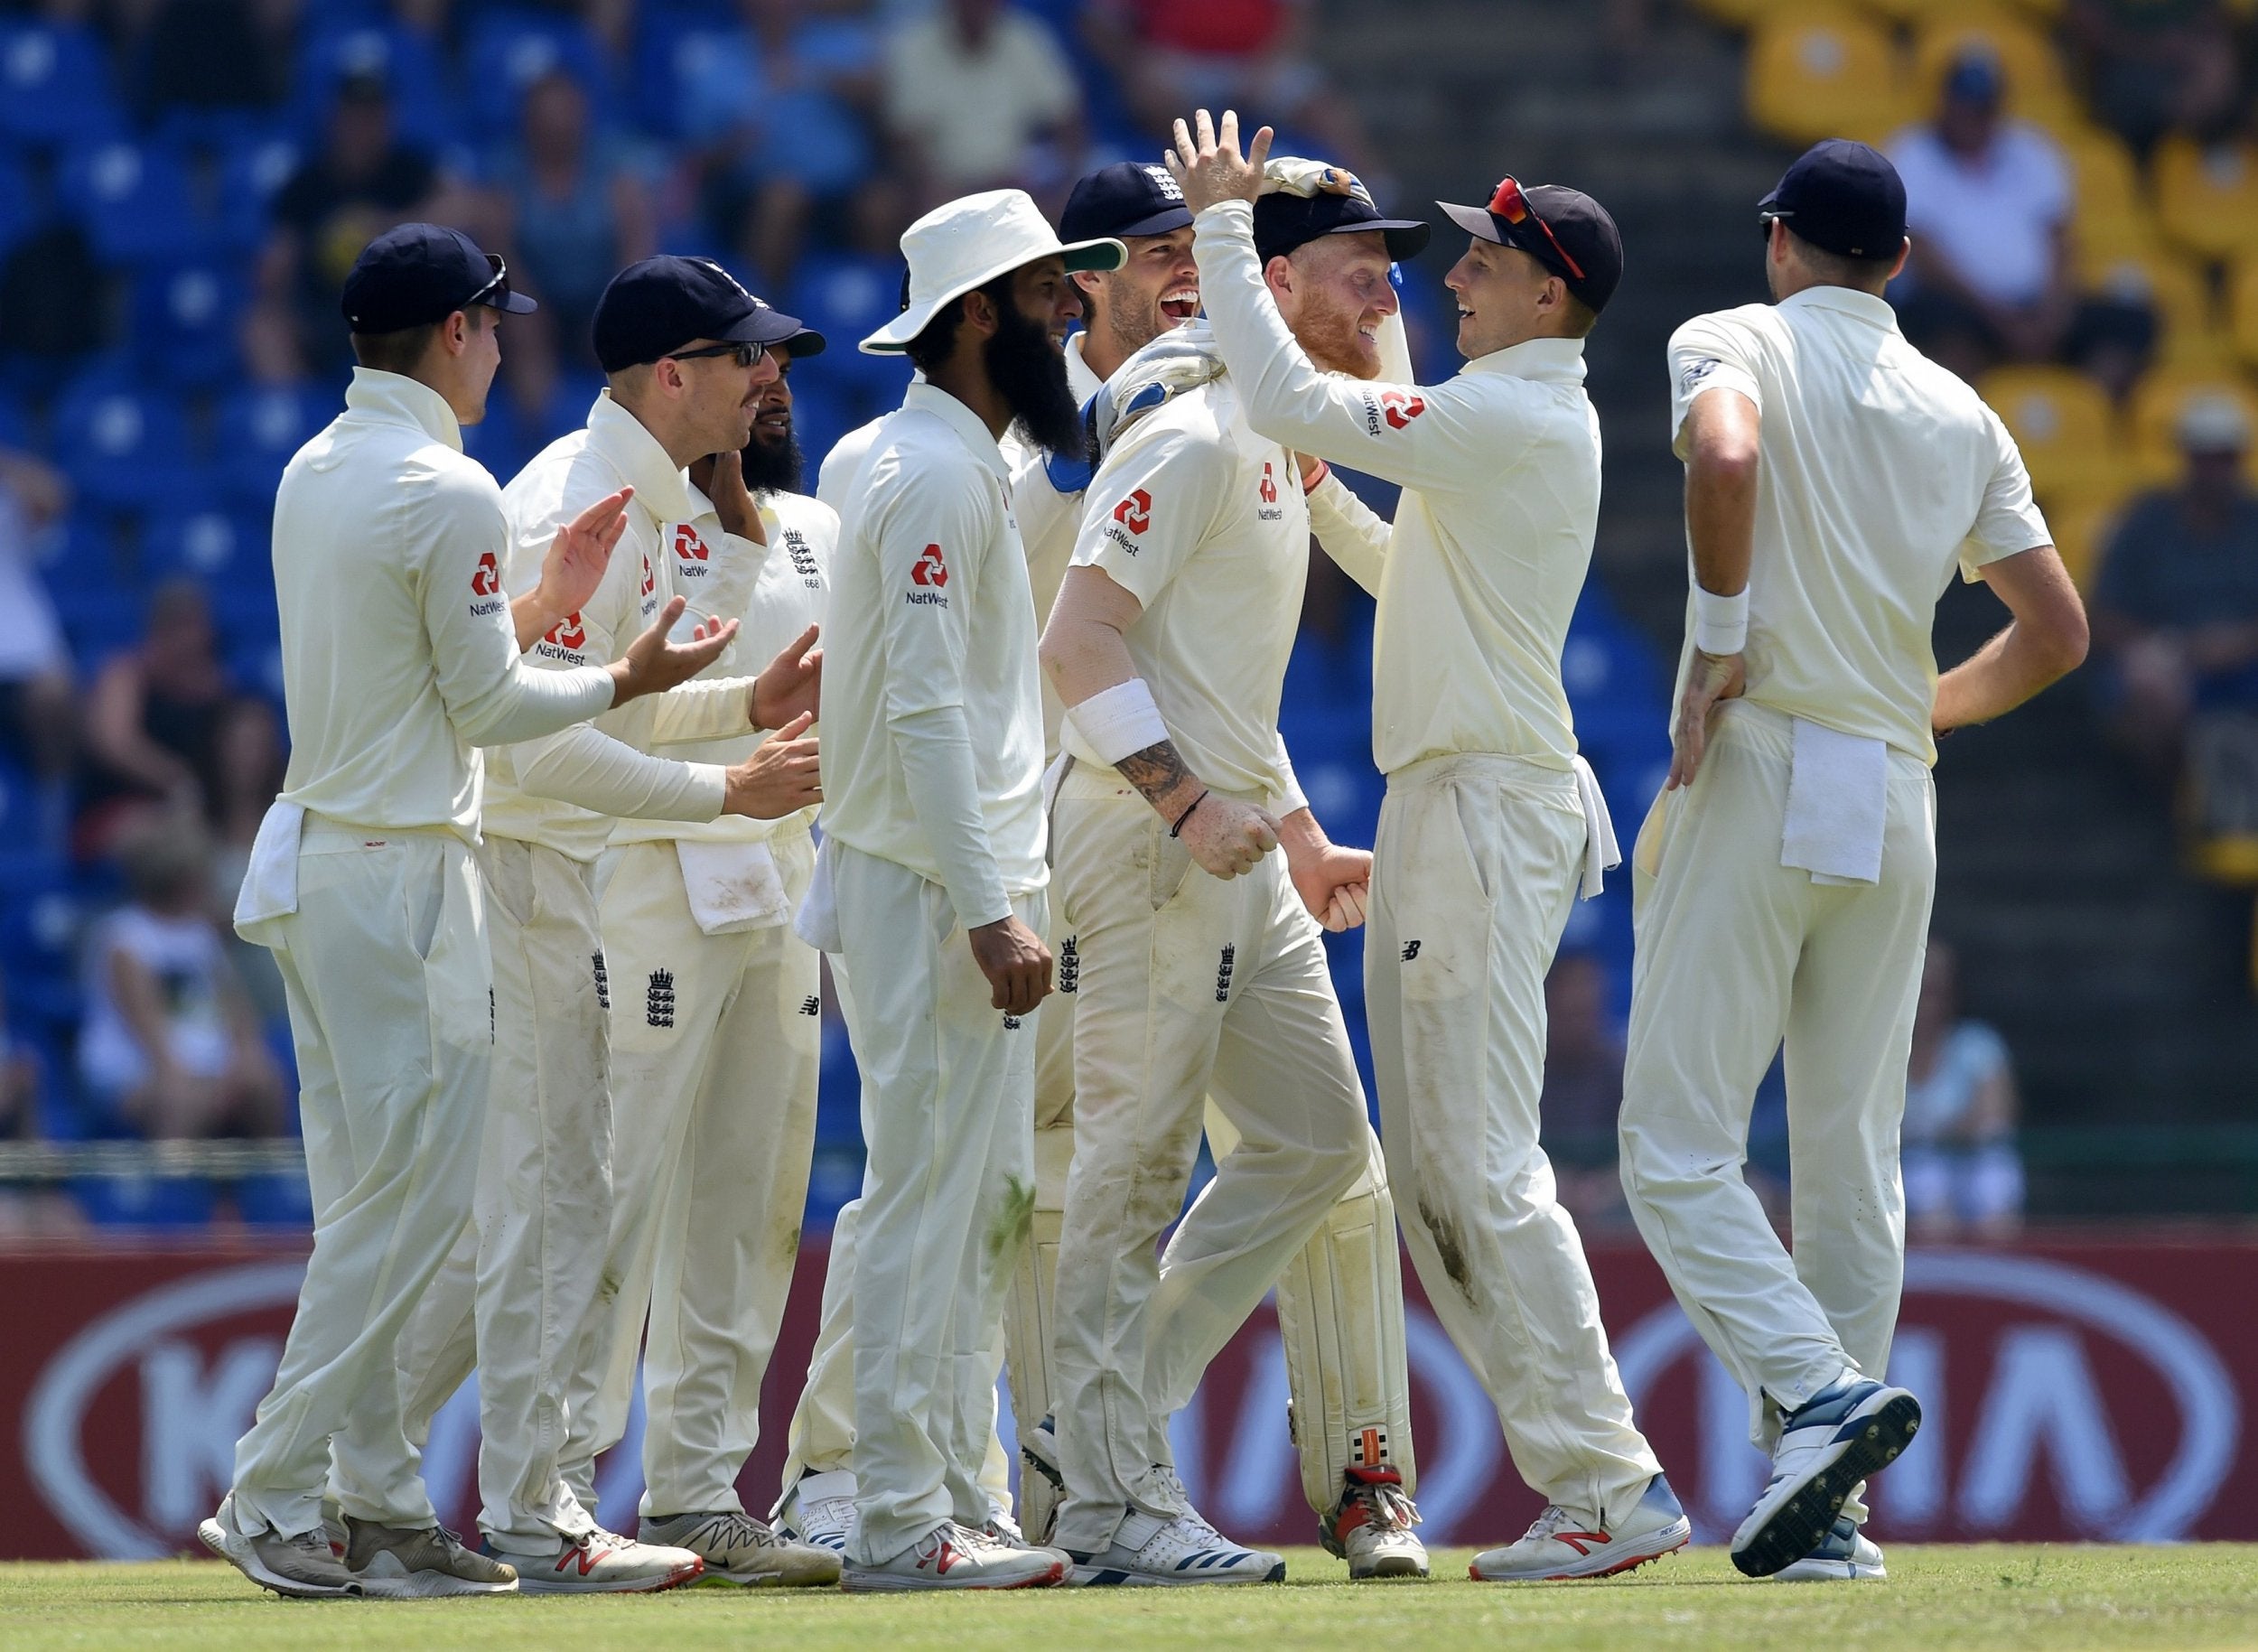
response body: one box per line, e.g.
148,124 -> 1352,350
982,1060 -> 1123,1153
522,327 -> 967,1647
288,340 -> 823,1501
1031,159 -> 1427,1587
1172,112 -> 1689,1582
553,318 -> 842,1588
201,225 -> 734,1599
380,257 -> 828,1593
816,188 -> 1123,1591
1618,141 -> 2087,1580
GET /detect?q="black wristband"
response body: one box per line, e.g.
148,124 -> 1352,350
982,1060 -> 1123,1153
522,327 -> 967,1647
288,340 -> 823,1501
1170,789 -> 1210,838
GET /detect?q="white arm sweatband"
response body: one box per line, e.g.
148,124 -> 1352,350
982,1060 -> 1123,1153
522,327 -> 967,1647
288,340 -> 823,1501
1692,583 -> 1749,656
1069,677 -> 1171,765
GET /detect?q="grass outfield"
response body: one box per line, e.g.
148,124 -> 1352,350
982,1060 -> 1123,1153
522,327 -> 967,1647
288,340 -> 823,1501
5,1547 -> 2258,1651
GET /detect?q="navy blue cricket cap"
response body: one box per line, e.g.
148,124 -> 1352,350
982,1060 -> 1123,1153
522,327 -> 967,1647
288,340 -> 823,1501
592,255 -> 826,374
1439,177 -> 1624,314
1061,162 -> 1194,243
1759,139 -> 1908,263
341,223 -> 537,334
1254,190 -> 1430,267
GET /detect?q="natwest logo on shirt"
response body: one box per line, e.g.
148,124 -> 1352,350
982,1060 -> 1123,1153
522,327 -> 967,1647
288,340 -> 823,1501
639,552 -> 656,599
1258,464 -> 1278,506
470,551 -> 501,597
1112,490 -> 1152,535
1380,390 -> 1426,429
671,523 -> 710,577
906,543 -> 949,606
537,611 -> 588,662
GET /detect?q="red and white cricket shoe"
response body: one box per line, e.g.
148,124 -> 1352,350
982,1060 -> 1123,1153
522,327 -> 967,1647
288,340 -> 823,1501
493,1525 -> 704,1593
1470,1474 -> 1691,1582
841,1519 -> 1067,1592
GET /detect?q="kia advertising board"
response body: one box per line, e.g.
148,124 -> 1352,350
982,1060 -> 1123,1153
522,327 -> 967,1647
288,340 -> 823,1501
3,1237 -> 2250,1560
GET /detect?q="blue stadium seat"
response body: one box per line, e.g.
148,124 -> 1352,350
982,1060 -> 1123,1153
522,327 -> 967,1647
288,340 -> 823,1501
291,18 -> 457,149
0,154 -> 34,266
216,381 -> 332,508
73,1174 -> 219,1229
58,138 -> 206,266
131,257 -> 250,389
145,504 -> 268,586
51,364 -> 194,511
460,9 -> 613,141
0,18 -> 121,147
216,131 -> 304,252
0,855 -> 79,1032
788,253 -> 914,397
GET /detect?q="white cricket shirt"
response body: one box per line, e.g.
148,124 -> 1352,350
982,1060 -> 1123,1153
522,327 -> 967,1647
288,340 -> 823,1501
481,393 -> 760,861
270,369 -> 615,841
1666,286 -> 2052,764
1192,198 -> 1600,778
637,487 -> 834,848
819,380 -> 1047,928
1063,370 -> 1308,807
1004,331 -> 1106,753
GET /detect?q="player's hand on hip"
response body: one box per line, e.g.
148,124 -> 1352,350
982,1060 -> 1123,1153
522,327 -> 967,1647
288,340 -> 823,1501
1666,648 -> 1746,789
1166,107 -> 1274,215
533,485 -> 634,624
722,711 -> 819,817
968,915 -> 1053,1015
609,595 -> 739,705
751,623 -> 822,729
1289,842 -> 1373,932
1180,794 -> 1280,879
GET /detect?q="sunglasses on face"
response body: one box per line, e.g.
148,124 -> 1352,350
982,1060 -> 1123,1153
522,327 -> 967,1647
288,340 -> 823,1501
667,341 -> 761,368
1488,175 -> 1585,283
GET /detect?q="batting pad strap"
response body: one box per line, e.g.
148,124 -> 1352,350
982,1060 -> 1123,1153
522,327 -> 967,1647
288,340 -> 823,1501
1069,677 -> 1171,766
1692,583 -> 1749,656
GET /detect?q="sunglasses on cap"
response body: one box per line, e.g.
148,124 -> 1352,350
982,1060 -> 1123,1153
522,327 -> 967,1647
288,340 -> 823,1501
667,341 -> 764,368
1488,175 -> 1585,283
466,253 -> 514,310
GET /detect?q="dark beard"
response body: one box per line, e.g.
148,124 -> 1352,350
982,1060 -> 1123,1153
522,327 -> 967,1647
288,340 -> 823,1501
985,301 -> 1087,459
742,426 -> 804,495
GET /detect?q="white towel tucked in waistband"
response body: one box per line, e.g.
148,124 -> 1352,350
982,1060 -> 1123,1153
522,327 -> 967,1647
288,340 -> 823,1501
231,799 -> 304,942
1782,718 -> 1888,885
793,833 -> 844,954
1570,755 -> 1620,900
676,838 -> 791,935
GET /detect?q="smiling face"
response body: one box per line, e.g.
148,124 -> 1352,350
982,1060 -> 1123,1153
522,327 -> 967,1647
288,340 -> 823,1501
1080,227 -> 1199,360
743,344 -> 804,493
675,339 -> 781,454
1444,236 -> 1572,358
1268,231 -> 1397,379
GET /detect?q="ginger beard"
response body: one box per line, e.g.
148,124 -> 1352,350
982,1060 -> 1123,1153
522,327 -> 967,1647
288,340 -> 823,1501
1272,231 -> 1397,381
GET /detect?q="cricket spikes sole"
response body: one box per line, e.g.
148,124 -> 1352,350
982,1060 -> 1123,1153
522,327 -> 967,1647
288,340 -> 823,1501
198,1496 -> 362,1599
1731,1381 -> 1921,1579
1020,1414 -> 1065,1544
839,1522 -> 1067,1591
1470,1474 -> 1692,1582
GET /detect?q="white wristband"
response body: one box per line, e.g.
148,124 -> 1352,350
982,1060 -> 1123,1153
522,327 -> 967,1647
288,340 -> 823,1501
1692,583 -> 1749,656
1070,677 -> 1171,766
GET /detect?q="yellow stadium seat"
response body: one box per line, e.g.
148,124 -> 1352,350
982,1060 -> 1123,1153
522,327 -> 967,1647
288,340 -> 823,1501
1908,11 -> 2082,131
2126,365 -> 2258,485
2153,135 -> 2258,264
2078,246 -> 2216,353
1977,364 -> 2128,501
1745,10 -> 1912,150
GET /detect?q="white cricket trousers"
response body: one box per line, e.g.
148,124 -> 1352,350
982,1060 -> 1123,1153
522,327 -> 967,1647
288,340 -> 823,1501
1363,753 -> 1662,1526
557,827 -> 821,1519
831,842 -> 1043,1565
1619,701 -> 1935,1439
1048,770 -> 1368,1555
380,835 -> 611,1551
231,819 -> 488,1539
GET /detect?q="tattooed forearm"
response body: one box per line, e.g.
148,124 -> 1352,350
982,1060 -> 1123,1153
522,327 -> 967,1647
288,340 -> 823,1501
1116,739 -> 1199,814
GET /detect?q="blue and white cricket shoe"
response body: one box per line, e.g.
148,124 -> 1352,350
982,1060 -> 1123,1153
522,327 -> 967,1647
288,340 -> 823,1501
1067,1504 -> 1285,1586
772,1469 -> 857,1555
1772,1515 -> 1887,1582
1470,1473 -> 1691,1581
1731,1378 -> 1921,1578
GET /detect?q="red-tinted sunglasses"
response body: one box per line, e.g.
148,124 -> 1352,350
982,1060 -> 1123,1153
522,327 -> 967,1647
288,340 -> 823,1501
1488,175 -> 1585,282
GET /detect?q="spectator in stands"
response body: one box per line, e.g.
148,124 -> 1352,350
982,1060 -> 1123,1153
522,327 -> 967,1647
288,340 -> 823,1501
76,819 -> 285,1144
488,70 -> 658,372
258,67 -> 465,376
0,448 -> 74,792
1889,51 -> 2154,390
2067,0 -> 2238,158
1537,952 -> 1633,1233
77,579 -> 241,854
680,0 -> 881,287
881,0 -> 1084,198
0,973 -> 73,1240
1903,939 -> 2024,1242
1086,0 -> 1381,186
2092,396 -> 2258,775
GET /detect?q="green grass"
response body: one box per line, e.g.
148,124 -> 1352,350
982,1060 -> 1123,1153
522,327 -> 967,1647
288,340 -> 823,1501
4,1546 -> 2257,1651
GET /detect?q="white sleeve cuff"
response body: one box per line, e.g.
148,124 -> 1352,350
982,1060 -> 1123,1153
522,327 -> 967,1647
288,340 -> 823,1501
1069,677 -> 1171,766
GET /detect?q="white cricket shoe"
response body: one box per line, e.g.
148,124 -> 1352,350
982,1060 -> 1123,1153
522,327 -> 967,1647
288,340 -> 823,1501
1470,1473 -> 1692,1582
498,1525 -> 704,1593
1067,1503 -> 1285,1587
982,1508 -> 1034,1548
639,1509 -> 840,1587
343,1518 -> 518,1597
1731,1378 -> 1920,1578
1019,1414 -> 1065,1544
840,1520 -> 1067,1591
198,1493 -> 361,1599
773,1469 -> 858,1555
1322,1467 -> 1429,1579
1772,1515 -> 1887,1582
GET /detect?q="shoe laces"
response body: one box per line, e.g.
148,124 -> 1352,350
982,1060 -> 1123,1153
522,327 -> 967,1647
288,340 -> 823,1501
697,1510 -> 784,1550
281,1526 -> 337,1559
1522,1504 -> 1598,1544
1339,1473 -> 1422,1535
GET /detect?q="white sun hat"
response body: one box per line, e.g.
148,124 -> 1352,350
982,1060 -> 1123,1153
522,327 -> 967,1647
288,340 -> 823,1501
860,188 -> 1125,356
